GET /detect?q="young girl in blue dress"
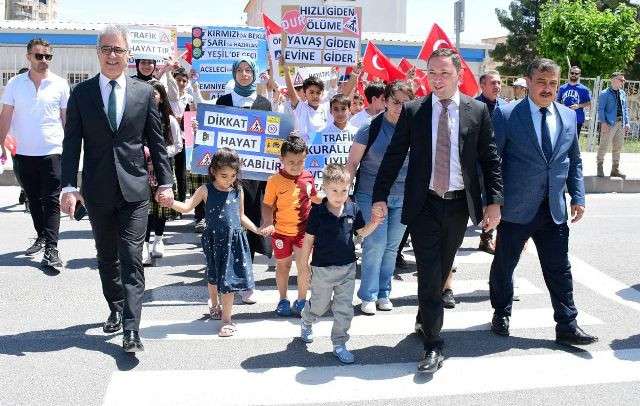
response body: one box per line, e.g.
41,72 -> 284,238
171,148 -> 259,337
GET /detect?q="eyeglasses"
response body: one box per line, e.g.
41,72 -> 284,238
31,53 -> 53,61
570,72 -> 580,76
99,46 -> 128,56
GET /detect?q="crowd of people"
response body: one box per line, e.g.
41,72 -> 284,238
3,22 -> 622,372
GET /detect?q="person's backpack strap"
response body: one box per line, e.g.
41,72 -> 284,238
354,112 -> 385,194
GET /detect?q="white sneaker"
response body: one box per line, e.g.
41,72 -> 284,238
376,298 -> 393,311
151,237 -> 165,258
360,300 -> 377,315
142,243 -> 152,266
241,289 -> 257,304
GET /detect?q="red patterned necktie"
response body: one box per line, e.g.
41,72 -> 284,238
432,99 -> 452,196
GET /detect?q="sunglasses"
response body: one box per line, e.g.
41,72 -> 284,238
570,72 -> 580,75
32,53 -> 53,61
99,46 -> 128,56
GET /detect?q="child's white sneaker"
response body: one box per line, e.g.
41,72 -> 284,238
142,243 -> 152,266
376,298 -> 393,311
360,300 -> 377,315
151,237 -> 164,258
241,289 -> 257,304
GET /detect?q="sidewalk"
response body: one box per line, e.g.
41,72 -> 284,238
2,152 -> 640,192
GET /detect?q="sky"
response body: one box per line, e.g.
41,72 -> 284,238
57,0 -> 511,43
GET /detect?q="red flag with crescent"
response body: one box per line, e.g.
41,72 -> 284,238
398,58 -> 430,97
417,23 -> 479,97
262,13 -> 282,35
361,41 -> 406,83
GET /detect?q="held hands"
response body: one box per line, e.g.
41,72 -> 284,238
372,201 -> 388,220
258,224 -> 275,236
156,186 -> 174,208
482,204 -> 501,232
60,191 -> 85,217
571,205 -> 585,223
371,205 -> 385,224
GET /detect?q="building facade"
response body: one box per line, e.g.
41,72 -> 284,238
0,21 -> 491,95
4,0 -> 57,21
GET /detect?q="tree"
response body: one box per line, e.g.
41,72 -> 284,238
537,0 -> 640,77
490,0 -> 547,76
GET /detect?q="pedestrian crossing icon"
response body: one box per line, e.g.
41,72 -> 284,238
249,118 -> 263,133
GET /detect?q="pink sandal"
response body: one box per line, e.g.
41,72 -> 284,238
218,322 -> 237,337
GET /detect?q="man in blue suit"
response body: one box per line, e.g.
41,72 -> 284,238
597,72 -> 629,179
488,58 -> 597,346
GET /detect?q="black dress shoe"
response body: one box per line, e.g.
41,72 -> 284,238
556,326 -> 598,346
396,254 -> 408,270
442,289 -> 456,309
103,311 -> 122,333
25,237 -> 45,256
491,313 -> 510,336
123,330 -> 144,353
417,348 -> 444,373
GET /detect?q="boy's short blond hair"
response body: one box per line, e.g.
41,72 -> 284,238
322,163 -> 351,186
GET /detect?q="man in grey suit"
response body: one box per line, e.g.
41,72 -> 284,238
60,25 -> 173,353
489,58 -> 597,347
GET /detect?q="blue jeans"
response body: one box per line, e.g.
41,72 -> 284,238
355,192 -> 407,302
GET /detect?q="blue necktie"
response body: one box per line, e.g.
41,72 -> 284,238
539,107 -> 552,161
108,80 -> 117,131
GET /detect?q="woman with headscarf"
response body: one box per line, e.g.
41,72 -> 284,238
215,57 -> 272,304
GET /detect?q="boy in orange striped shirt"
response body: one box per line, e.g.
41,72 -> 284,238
260,135 -> 321,316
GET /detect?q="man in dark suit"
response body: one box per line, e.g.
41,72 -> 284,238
372,48 -> 503,373
60,25 -> 173,353
489,58 -> 597,347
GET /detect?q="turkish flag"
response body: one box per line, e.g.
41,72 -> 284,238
262,13 -> 282,35
398,58 -> 430,97
362,41 -> 406,83
417,23 -> 479,97
181,43 -> 193,65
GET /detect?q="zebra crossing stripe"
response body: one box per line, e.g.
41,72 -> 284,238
102,348 -> 640,406
129,308 -> 602,341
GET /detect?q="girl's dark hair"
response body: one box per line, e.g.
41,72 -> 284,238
208,147 -> 242,189
172,67 -> 188,80
150,80 -> 175,146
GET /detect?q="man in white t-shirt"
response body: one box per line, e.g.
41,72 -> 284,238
0,38 -> 70,271
349,81 -> 386,130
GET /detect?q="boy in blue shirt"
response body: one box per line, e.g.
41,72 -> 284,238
557,66 -> 591,136
298,163 -> 382,363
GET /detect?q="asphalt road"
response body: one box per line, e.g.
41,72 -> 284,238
0,186 -> 639,406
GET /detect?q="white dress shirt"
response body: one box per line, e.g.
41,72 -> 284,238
528,97 -> 561,151
429,91 -> 464,191
230,90 -> 257,108
99,73 -> 126,128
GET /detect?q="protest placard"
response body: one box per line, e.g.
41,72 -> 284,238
191,26 -> 268,98
278,3 -> 362,67
127,25 -> 177,67
190,104 -> 295,180
306,123 -> 358,186
266,32 -> 338,87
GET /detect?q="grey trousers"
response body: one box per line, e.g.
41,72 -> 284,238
301,262 -> 356,346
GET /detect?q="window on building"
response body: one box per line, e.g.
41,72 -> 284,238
2,71 -> 17,86
67,72 -> 90,85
